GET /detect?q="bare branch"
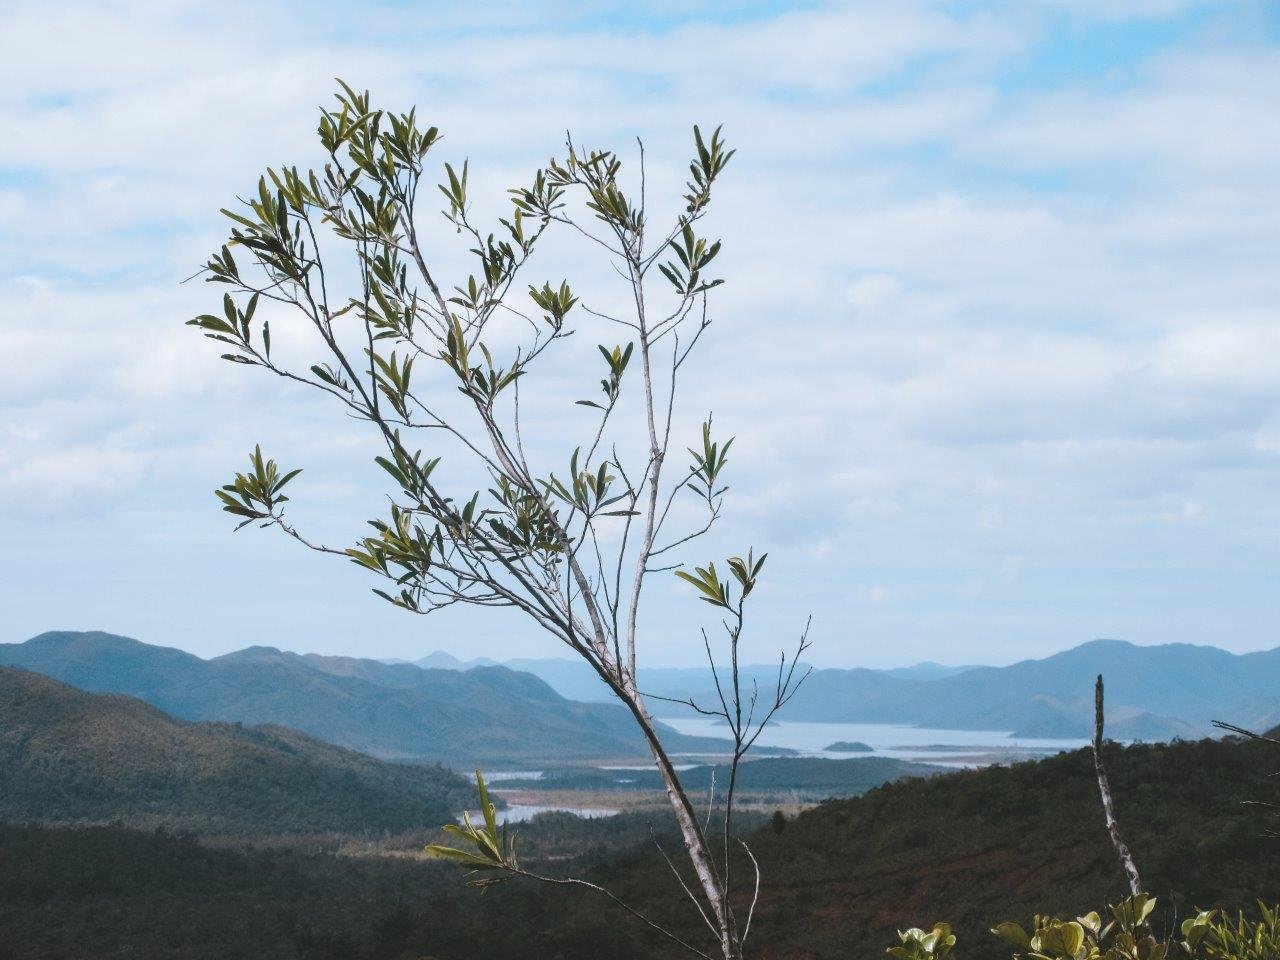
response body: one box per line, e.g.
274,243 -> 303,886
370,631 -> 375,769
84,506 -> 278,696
737,839 -> 762,947
512,867 -> 716,960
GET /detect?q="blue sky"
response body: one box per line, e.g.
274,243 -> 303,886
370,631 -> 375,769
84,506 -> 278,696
1,0 -> 1278,667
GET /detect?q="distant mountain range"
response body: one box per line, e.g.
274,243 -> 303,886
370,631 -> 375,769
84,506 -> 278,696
880,660 -> 984,681
7,632 -> 1275,751
0,632 -> 735,765
405,651 -> 983,691
0,667 -> 474,834
411,639 -> 1280,740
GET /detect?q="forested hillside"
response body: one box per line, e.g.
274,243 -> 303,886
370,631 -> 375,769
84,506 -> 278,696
2,734 -> 1276,959
451,735 -> 1280,960
0,667 -> 473,835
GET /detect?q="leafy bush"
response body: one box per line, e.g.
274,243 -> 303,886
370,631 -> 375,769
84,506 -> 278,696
892,896 -> 1280,960
1183,902 -> 1280,960
889,923 -> 956,960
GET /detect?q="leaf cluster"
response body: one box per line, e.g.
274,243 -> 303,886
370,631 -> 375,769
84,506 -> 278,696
689,420 -> 732,504
578,343 -> 634,409
660,223 -> 723,296
891,923 -> 957,960
675,549 -> 766,610
684,124 -> 734,214
899,895 -> 1280,960
424,772 -> 521,888
214,446 -> 301,529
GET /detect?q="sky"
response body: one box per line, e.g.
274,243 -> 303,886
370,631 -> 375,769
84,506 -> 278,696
1,0 -> 1278,668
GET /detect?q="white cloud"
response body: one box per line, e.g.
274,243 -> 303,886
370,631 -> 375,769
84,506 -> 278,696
967,49 -> 1280,178
1029,0 -> 1204,20
0,0 -> 1277,664
0,445 -> 152,516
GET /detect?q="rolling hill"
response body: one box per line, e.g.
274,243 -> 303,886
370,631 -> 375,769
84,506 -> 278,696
0,632 -> 736,764
0,667 -> 473,835
505,733 -> 1280,960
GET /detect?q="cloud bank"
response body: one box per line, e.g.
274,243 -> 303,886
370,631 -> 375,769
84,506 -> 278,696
1,0 -> 1277,666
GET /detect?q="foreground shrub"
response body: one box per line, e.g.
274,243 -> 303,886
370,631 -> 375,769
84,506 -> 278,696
891,896 -> 1280,960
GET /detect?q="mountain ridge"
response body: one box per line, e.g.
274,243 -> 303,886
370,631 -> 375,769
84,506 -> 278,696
0,666 -> 474,834
0,632 -> 737,764
410,637 -> 1280,739
8,632 -> 1276,747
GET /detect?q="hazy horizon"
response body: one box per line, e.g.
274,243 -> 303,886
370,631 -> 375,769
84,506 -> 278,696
3,1 -> 1279,668
4,626 -> 1275,673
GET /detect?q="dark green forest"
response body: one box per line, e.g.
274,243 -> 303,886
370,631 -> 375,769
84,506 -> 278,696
0,667 -> 474,834
2,735 -> 1277,959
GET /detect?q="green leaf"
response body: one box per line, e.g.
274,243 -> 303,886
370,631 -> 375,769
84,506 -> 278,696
992,922 -> 1030,949
1035,921 -> 1084,957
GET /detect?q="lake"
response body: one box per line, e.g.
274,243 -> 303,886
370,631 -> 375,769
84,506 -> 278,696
490,802 -> 619,823
474,720 -> 1088,822
658,717 -> 1088,766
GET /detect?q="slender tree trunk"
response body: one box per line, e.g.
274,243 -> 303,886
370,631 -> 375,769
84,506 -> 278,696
620,685 -> 743,959
1093,674 -> 1143,895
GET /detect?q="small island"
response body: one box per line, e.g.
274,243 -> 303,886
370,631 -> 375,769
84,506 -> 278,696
824,741 -> 874,753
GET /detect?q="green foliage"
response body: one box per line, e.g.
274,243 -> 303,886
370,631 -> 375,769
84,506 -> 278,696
3,739 -> 1280,959
674,561 -> 732,607
989,894 -> 1163,960
0,812 -> 764,960
890,926 -> 962,960
183,79 -> 777,958
1183,903 -> 1280,960
188,80 -> 739,634
565,736 -> 1280,960
683,124 -> 734,214
527,279 -> 577,325
0,667 -> 474,835
659,222 -> 724,295
689,419 -> 733,502
424,772 -> 521,887
577,342 -> 633,409
890,924 -> 957,960
891,897 -> 1280,960
214,444 -> 301,528
674,550 -> 764,609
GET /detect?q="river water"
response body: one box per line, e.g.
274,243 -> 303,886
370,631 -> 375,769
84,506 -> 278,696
658,717 -> 1087,766
476,720 -> 1088,822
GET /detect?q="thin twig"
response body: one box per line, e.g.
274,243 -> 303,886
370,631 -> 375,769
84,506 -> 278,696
738,839 -> 762,947
515,868 -> 716,960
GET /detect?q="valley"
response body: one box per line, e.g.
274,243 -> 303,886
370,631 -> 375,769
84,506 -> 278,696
6,15 -> 1272,960
3,629 -> 1271,829
4,628 -> 1278,960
